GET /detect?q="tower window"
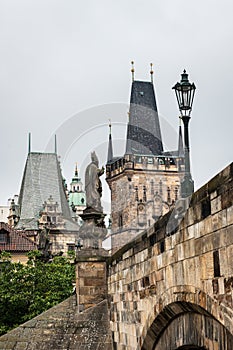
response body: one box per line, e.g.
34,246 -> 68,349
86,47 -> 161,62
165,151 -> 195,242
143,185 -> 147,202
135,186 -> 139,201
136,156 -> 142,163
159,158 -> 164,165
147,157 -> 153,164
81,198 -> 84,204
175,187 -> 178,200
167,187 -> 171,203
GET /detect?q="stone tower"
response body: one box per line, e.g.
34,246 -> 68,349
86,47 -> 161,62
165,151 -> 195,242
106,69 -> 186,250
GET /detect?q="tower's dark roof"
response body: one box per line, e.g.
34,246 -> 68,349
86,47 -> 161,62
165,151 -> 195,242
125,80 -> 163,156
16,153 -> 77,231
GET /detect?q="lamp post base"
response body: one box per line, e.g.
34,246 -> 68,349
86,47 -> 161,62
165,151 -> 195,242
181,173 -> 194,198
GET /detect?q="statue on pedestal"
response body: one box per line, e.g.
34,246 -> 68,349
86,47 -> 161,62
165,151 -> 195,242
85,151 -> 104,212
78,152 -> 107,250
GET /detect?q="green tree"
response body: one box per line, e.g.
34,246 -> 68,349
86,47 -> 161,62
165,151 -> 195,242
0,251 -> 75,335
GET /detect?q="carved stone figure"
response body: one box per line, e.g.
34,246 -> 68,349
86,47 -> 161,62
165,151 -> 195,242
85,151 -> 104,212
38,226 -> 51,260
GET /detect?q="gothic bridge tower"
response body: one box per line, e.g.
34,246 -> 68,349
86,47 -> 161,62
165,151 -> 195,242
106,64 -> 187,250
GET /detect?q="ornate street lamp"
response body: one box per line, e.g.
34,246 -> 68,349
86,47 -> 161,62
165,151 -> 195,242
173,70 -> 196,197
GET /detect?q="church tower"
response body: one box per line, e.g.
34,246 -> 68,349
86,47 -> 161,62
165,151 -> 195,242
106,64 -> 186,250
68,164 -> 86,224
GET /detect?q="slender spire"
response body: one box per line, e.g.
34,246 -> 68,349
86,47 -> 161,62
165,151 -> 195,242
71,162 -> 79,183
150,63 -> 154,83
131,61 -> 135,81
54,134 -> 57,154
28,132 -> 31,154
107,119 -> 113,163
178,123 -> 184,158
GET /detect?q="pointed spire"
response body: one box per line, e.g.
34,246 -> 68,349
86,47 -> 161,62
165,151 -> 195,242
107,119 -> 113,163
131,61 -> 135,81
28,132 -> 31,154
150,63 -> 154,83
54,134 -> 57,154
125,79 -> 163,156
75,163 -> 78,176
178,123 -> 184,158
71,162 -> 80,183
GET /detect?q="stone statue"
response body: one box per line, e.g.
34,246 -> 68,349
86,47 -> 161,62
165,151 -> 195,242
38,226 -> 51,261
85,151 -> 104,212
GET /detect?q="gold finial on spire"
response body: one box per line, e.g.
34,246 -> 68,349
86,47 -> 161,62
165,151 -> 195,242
75,162 -> 78,176
131,61 -> 135,81
109,119 -> 112,135
150,63 -> 154,83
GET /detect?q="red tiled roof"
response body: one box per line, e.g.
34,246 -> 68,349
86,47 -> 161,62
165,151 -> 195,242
0,222 -> 37,252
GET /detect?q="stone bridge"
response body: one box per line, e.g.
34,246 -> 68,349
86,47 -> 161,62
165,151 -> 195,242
106,162 -> 233,349
0,163 -> 232,350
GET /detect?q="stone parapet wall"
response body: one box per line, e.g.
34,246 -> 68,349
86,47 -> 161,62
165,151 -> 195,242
107,163 -> 233,349
0,296 -> 113,350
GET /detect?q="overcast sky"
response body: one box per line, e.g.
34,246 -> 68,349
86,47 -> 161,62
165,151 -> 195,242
0,0 -> 232,209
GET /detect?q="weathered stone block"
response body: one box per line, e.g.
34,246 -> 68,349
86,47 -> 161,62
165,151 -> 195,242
227,206 -> 233,225
200,252 -> 214,280
211,196 -> 222,214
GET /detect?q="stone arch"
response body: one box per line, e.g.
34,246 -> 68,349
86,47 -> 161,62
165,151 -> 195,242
138,286 -> 233,350
140,301 -> 233,350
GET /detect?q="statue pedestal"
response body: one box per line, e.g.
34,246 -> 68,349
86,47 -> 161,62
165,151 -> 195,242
75,253 -> 108,312
76,207 -> 109,312
78,207 -> 107,249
